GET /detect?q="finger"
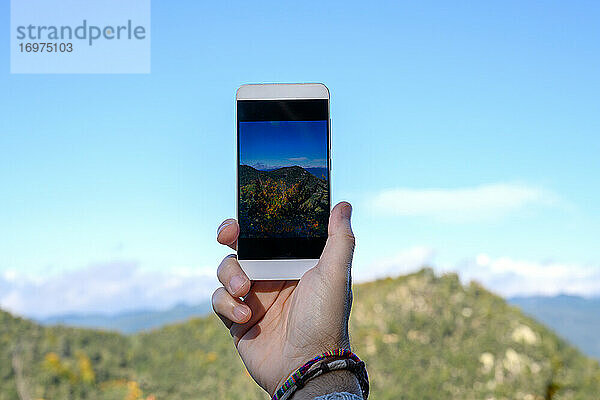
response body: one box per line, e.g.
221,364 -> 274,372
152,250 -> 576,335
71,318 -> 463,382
212,287 -> 252,324
318,202 -> 355,284
230,280 -> 296,345
217,255 -> 251,298
217,219 -> 239,251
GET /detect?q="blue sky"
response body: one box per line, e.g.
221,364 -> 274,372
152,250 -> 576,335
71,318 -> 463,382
1,0 -> 599,316
240,121 -> 327,170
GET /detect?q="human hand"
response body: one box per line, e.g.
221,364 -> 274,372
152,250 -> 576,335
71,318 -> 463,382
212,202 -> 357,397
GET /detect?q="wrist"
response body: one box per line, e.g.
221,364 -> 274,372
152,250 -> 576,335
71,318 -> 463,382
272,345 -> 350,396
271,349 -> 368,400
292,370 -> 362,400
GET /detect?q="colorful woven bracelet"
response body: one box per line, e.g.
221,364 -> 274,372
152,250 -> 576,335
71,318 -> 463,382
272,349 -> 368,400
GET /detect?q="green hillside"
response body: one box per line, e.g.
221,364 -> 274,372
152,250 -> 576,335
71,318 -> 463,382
2,269 -> 599,400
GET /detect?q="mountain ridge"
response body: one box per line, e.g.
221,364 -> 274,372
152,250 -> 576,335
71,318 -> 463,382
509,294 -> 600,360
2,269 -> 599,399
239,164 -> 328,238
239,164 -> 325,186
38,302 -> 211,334
24,294 -> 600,363
249,166 -> 328,180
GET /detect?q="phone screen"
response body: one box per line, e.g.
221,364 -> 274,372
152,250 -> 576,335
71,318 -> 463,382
237,99 -> 330,260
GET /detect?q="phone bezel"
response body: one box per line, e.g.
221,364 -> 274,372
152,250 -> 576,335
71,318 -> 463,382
236,83 -> 331,280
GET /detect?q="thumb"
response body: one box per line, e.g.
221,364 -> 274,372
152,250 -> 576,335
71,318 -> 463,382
318,202 -> 355,282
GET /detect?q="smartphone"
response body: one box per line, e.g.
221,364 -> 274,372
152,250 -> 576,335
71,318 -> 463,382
236,83 -> 331,280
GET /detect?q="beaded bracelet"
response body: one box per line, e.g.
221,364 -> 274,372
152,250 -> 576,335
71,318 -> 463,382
272,349 -> 369,400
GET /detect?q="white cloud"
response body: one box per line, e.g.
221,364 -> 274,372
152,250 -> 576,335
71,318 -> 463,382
356,248 -> 600,298
371,183 -> 558,222
456,254 -> 600,297
354,247 -> 435,283
2,251 -> 598,320
0,261 -> 219,319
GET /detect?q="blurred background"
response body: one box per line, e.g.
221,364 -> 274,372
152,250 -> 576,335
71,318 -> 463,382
1,1 -> 599,399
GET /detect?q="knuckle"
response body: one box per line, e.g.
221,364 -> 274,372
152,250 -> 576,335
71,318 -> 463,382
336,231 -> 356,251
330,230 -> 356,243
346,232 -> 356,246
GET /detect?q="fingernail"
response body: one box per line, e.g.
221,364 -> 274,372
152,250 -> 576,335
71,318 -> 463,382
217,221 -> 233,235
229,275 -> 246,294
341,203 -> 352,218
233,305 -> 250,321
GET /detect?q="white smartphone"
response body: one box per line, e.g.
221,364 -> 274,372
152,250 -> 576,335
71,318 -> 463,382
236,83 -> 331,280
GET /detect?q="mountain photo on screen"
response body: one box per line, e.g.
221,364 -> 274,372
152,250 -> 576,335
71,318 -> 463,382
239,120 -> 328,239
